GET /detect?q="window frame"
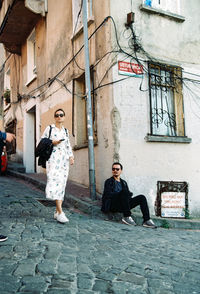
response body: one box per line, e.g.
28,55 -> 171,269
72,68 -> 97,149
143,0 -> 180,14
148,62 -> 186,139
26,29 -> 37,85
141,0 -> 185,22
72,0 -> 93,34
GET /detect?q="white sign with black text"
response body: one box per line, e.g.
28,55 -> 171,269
161,192 -> 186,218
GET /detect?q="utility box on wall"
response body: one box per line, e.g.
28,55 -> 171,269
156,181 -> 189,218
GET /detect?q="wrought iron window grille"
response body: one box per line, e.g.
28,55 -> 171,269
148,63 -> 184,137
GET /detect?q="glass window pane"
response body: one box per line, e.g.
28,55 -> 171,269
150,65 -> 176,136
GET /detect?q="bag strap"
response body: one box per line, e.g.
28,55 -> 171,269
65,128 -> 69,137
48,125 -> 52,139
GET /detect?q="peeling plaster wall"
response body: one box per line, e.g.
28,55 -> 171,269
38,0 -> 114,191
110,106 -> 121,162
110,0 -> 200,216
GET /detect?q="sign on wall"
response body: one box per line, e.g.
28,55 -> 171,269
156,181 -> 188,218
118,61 -> 143,77
161,192 -> 186,218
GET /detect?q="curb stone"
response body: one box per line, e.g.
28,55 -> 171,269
6,162 -> 200,230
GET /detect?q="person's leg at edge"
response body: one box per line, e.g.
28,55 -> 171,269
0,151 -> 8,240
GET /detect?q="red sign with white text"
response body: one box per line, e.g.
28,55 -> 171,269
118,61 -> 143,77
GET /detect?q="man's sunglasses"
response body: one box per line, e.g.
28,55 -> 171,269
112,168 -> 120,171
55,113 -> 64,118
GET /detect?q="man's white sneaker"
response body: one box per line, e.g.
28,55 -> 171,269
57,212 -> 69,223
143,219 -> 157,229
122,216 -> 137,226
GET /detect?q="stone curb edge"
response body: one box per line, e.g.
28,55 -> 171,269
6,169 -> 200,230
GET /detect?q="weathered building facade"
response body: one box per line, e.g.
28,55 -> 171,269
0,0 -> 200,217
109,0 -> 200,217
0,0 -> 114,188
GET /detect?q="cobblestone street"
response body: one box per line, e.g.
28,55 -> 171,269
0,176 -> 200,294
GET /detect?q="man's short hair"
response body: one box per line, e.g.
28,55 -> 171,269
54,108 -> 65,117
112,162 -> 123,170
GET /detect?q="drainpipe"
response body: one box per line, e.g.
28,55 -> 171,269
82,0 -> 96,200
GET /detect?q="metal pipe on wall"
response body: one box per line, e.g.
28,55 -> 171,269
82,0 -> 96,200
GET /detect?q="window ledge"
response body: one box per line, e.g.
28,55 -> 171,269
71,16 -> 95,41
145,135 -> 192,143
26,74 -> 37,87
140,4 -> 185,22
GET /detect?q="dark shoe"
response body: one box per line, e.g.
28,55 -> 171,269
104,212 -> 114,221
143,219 -> 157,229
0,235 -> 8,242
122,216 -> 137,226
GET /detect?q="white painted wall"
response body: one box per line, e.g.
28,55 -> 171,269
110,0 -> 200,217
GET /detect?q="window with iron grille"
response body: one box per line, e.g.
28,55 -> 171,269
148,63 -> 184,137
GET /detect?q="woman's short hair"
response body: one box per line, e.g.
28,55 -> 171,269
54,108 -> 65,117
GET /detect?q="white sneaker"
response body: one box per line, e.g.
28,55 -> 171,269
143,219 -> 157,229
54,211 -> 58,220
122,216 -> 137,226
57,212 -> 69,223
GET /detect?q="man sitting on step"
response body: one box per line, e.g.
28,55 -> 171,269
101,162 -> 157,228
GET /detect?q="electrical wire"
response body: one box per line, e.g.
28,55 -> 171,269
54,77 -> 85,99
3,14 -> 199,104
0,53 -> 12,73
93,76 -> 131,92
27,16 -> 111,98
72,0 -> 85,71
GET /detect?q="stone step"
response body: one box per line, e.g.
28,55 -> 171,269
7,161 -> 26,173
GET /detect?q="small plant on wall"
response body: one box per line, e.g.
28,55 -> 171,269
3,88 -> 10,105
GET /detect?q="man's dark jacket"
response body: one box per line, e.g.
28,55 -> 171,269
101,176 -> 133,213
35,138 -> 53,168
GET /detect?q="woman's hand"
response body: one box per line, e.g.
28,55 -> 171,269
69,157 -> 74,165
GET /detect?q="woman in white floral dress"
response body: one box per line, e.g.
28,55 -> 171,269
42,109 -> 74,223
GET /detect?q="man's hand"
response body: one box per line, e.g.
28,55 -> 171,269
6,133 -> 16,143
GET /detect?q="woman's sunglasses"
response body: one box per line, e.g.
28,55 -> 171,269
55,113 -> 64,118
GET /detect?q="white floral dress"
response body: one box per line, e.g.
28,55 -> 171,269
42,124 -> 73,201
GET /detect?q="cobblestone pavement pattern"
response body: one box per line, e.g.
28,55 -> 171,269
0,176 -> 200,294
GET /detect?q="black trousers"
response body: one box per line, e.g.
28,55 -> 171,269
110,191 -> 150,221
